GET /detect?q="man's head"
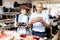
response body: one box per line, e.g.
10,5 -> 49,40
36,2 -> 43,13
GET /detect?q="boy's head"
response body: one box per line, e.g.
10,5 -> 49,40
19,5 -> 29,15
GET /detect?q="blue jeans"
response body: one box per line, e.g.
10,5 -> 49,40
47,38 -> 51,40
32,31 -> 45,37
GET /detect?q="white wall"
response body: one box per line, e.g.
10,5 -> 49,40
3,0 -> 16,8
32,1 -> 60,16
15,0 -> 29,4
3,0 -> 29,8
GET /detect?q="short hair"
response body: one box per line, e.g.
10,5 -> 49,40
36,2 -> 43,7
37,2 -> 42,5
18,5 -> 30,12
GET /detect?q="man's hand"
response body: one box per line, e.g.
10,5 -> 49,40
36,17 -> 43,22
37,17 -> 44,23
26,24 -> 31,28
32,17 -> 44,23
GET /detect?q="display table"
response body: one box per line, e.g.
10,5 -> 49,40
0,30 -> 14,40
0,35 -> 13,40
0,30 -> 45,40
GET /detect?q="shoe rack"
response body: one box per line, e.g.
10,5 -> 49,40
0,12 -> 20,30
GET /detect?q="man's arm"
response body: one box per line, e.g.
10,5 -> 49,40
27,17 -> 42,27
39,14 -> 50,28
27,19 -> 34,28
41,21 -> 50,28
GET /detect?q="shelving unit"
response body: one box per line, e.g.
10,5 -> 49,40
0,12 -> 20,30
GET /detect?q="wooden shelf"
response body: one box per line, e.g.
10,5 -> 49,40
52,33 -> 58,40
0,18 -> 15,22
0,12 -> 20,15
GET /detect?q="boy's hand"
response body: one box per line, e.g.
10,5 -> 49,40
14,22 -> 18,27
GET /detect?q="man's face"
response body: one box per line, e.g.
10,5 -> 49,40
36,4 -> 43,12
21,9 -> 26,15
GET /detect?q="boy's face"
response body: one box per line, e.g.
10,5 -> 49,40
21,9 -> 26,15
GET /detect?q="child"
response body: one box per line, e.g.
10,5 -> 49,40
14,5 -> 30,34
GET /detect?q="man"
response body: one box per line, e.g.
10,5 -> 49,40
28,2 -> 50,38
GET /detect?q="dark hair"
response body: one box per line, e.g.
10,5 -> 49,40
18,5 -> 30,12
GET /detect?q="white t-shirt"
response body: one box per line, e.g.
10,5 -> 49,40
29,11 -> 50,32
